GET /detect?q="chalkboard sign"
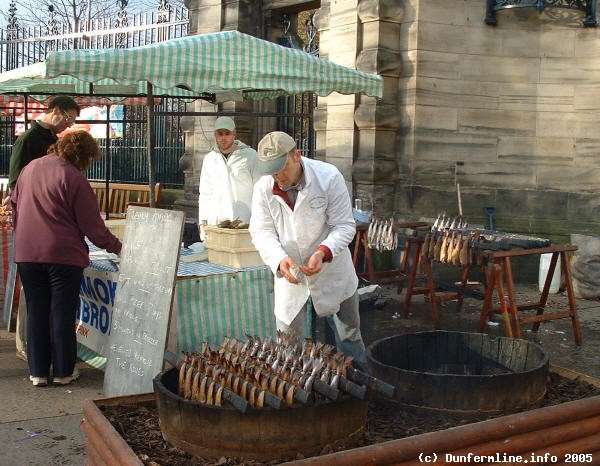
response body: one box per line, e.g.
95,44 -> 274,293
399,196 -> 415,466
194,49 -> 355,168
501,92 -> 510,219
103,206 -> 185,397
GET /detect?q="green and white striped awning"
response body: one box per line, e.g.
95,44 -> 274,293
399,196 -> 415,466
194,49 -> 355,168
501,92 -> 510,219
0,30 -> 383,102
0,66 -> 207,101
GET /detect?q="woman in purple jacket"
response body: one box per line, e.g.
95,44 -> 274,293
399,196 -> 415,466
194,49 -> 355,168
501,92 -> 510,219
11,130 -> 122,387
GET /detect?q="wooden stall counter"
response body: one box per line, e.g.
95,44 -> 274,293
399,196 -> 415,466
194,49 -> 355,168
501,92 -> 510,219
77,244 -> 276,370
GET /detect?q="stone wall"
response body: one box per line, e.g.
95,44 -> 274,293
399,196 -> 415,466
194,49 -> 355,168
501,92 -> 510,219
179,0 -> 599,246
396,0 -> 600,242
315,0 -> 402,215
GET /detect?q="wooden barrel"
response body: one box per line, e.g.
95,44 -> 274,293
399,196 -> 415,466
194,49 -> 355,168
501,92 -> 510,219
153,367 -> 368,461
367,331 -> 549,414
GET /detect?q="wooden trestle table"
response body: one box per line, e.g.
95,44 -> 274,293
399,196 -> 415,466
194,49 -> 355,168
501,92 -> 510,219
478,244 -> 582,345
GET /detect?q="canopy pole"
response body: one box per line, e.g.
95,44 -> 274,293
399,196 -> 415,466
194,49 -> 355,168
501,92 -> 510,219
23,94 -> 29,128
104,104 -> 111,219
146,83 -> 156,208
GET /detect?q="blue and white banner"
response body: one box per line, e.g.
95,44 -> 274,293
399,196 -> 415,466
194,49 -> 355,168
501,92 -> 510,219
76,269 -> 118,356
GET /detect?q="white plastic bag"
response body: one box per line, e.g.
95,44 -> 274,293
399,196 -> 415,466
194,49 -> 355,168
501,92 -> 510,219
570,234 -> 600,299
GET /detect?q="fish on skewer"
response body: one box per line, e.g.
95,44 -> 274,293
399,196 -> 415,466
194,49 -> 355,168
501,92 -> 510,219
178,354 -> 189,396
179,333 -> 369,409
459,233 -> 470,267
433,231 -> 444,261
439,231 -> 451,263
428,231 -> 438,258
450,231 -> 463,266
431,213 -> 442,231
421,232 -> 431,260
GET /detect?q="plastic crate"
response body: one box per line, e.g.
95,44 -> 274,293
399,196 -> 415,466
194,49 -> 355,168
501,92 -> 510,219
205,225 -> 254,249
206,246 -> 264,268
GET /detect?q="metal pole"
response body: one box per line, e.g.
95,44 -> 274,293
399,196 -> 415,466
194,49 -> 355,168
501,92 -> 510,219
146,83 -> 156,208
104,104 -> 111,219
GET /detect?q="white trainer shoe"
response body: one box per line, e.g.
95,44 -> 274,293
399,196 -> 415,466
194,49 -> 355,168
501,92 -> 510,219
29,376 -> 48,387
53,367 -> 80,385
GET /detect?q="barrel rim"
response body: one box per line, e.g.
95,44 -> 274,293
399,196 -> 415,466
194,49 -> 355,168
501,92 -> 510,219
366,330 -> 549,378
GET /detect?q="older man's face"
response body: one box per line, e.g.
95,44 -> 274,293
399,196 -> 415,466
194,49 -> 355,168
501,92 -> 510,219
273,150 -> 303,188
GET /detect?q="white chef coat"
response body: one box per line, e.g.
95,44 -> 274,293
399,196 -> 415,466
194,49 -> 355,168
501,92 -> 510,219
249,157 -> 358,325
198,141 -> 265,224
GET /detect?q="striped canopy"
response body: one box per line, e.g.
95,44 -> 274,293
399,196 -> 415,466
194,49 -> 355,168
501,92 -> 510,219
0,30 -> 383,102
0,69 -> 205,101
0,94 -> 157,116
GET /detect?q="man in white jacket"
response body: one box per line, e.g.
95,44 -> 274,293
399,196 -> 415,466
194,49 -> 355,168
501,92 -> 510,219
198,116 -> 264,238
249,131 -> 367,368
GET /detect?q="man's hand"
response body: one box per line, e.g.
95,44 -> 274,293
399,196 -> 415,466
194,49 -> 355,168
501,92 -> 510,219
279,256 -> 301,284
1,195 -> 11,208
299,250 -> 325,276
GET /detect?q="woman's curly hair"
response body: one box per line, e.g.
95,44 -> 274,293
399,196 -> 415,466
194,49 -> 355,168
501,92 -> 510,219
48,130 -> 101,171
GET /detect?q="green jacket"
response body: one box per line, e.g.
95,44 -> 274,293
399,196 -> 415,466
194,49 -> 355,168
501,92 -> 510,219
8,122 -> 58,191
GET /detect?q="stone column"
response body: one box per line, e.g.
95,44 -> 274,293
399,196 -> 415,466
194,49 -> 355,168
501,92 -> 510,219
354,0 -> 403,218
316,0 -> 403,218
314,0 -> 360,195
175,0 -> 260,221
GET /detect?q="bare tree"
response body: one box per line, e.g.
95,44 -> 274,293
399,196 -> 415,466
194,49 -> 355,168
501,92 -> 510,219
1,0 -> 184,32
8,0 -> 116,31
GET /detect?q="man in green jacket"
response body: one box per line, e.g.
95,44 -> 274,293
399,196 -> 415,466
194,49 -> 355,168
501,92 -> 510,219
3,95 -> 80,361
7,95 -> 80,193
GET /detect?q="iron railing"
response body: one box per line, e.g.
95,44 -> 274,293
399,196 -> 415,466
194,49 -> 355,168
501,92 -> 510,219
0,6 -> 319,187
0,5 -> 189,187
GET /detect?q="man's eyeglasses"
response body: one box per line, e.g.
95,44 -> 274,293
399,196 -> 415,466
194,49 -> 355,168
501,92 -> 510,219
61,110 -> 76,124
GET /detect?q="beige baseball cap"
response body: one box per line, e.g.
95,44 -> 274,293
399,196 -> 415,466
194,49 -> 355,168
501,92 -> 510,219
214,116 -> 235,132
257,131 -> 296,175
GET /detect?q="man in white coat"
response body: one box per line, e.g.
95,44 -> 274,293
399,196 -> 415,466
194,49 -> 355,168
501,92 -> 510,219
249,131 -> 367,368
198,116 -> 264,238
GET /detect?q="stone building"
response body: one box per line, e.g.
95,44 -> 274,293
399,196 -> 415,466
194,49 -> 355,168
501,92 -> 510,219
178,0 -> 600,245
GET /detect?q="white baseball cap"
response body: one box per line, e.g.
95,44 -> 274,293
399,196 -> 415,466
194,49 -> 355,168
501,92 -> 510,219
214,116 -> 235,132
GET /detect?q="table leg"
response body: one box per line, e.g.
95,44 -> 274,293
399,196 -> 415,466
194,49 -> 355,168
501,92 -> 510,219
362,234 -> 376,284
352,230 -> 377,284
561,251 -> 582,346
532,252 -> 557,332
502,257 -> 521,339
493,262 -> 513,338
402,242 -> 423,317
478,263 -> 495,332
423,258 -> 439,328
352,231 -> 361,267
397,237 -> 412,295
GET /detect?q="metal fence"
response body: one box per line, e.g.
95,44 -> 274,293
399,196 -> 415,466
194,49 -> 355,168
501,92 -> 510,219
0,8 -> 319,188
0,6 -> 189,71
85,102 -> 186,186
0,6 -> 189,187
